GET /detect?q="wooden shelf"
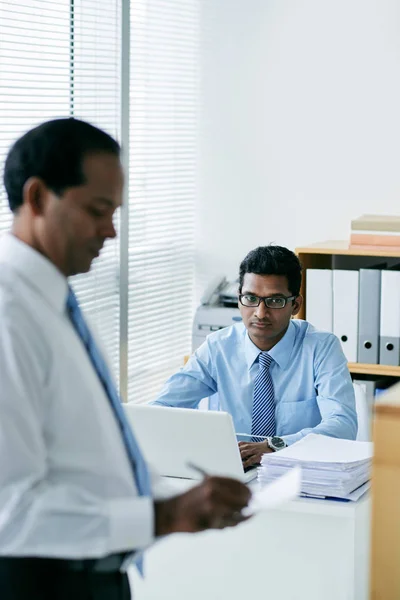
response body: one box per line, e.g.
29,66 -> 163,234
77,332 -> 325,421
295,241 -> 400,379
295,240 -> 400,320
348,363 -> 400,377
296,240 -> 400,258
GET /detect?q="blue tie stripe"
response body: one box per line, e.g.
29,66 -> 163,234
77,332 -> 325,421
251,352 -> 276,438
66,288 -> 150,572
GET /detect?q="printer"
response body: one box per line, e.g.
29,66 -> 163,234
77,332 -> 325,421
192,277 -> 242,351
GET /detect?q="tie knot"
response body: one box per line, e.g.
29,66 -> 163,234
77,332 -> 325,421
259,352 -> 272,369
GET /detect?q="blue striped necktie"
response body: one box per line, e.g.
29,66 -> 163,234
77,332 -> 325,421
66,288 -> 151,572
251,352 -> 276,438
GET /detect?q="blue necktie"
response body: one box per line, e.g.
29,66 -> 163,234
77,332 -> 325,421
251,352 -> 276,439
66,288 -> 151,572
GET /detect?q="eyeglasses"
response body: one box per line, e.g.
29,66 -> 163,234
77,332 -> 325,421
238,294 -> 297,309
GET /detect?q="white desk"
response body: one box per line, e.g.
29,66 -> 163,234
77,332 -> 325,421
129,479 -> 371,600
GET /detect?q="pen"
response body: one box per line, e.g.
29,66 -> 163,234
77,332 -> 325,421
186,461 -> 210,478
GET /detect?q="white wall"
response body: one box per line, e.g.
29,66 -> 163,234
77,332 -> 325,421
196,0 -> 400,293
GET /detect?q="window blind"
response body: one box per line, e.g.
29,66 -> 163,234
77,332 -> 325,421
128,0 -> 199,403
0,0 -> 70,233
69,0 -> 121,380
0,0 -> 121,380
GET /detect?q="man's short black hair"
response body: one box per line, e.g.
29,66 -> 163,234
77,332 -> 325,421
4,118 -> 120,213
239,245 -> 303,297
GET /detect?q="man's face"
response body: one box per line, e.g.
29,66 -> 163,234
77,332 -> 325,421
239,273 -> 302,351
35,152 -> 123,276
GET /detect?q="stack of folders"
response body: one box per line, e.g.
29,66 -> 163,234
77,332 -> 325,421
306,267 -> 400,365
350,214 -> 400,248
258,434 -> 373,502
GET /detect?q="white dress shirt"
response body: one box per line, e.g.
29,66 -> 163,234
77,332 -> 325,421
0,233 -> 161,559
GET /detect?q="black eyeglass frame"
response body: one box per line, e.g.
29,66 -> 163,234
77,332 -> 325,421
238,294 -> 297,309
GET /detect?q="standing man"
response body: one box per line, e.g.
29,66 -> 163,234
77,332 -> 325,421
0,119 -> 250,600
154,246 -> 357,466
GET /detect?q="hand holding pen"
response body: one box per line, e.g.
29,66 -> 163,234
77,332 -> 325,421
154,463 -> 251,535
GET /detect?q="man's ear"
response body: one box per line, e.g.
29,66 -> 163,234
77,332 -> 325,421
291,295 -> 303,316
22,177 -> 49,216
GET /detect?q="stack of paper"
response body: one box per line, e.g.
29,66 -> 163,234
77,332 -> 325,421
350,213 -> 400,248
258,434 -> 373,501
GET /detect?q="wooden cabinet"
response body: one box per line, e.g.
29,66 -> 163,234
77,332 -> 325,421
370,389 -> 400,599
295,240 -> 400,378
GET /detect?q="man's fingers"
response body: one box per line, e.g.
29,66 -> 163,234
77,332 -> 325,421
223,512 -> 250,527
206,477 -> 251,508
242,454 -> 262,468
211,511 -> 249,529
240,446 -> 255,459
156,477 -> 252,536
197,478 -> 251,524
206,476 -> 251,497
240,445 -> 263,459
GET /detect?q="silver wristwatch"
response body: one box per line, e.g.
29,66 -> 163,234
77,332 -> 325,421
267,436 -> 287,452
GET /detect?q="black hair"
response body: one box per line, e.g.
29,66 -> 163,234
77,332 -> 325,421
239,245 -> 302,297
4,118 -> 120,213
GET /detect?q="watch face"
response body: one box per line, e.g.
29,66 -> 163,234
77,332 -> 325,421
271,436 -> 286,449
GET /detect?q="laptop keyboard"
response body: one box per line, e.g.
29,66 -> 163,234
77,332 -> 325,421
243,464 -> 259,473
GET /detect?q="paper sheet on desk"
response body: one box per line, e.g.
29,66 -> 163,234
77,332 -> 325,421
243,467 -> 301,516
301,480 -> 371,502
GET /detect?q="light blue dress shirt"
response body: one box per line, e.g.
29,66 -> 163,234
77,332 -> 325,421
153,320 -> 357,445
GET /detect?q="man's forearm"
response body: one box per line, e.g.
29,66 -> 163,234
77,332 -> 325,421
282,415 -> 357,446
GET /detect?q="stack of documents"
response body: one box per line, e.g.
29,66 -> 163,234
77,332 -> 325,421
350,213 -> 400,248
258,434 -> 373,501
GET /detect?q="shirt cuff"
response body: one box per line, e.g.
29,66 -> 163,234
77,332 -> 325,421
281,433 -> 302,446
108,496 -> 154,552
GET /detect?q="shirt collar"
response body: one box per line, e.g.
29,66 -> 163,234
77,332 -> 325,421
244,320 -> 296,370
0,233 -> 69,313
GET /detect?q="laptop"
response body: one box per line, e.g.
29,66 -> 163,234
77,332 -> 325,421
124,404 -> 258,483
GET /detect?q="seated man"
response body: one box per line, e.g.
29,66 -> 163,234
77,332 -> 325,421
153,245 -> 357,466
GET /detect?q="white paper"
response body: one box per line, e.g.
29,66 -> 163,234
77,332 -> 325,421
258,435 -> 372,501
243,467 -> 301,516
263,433 -> 373,465
343,480 -> 371,501
300,480 -> 370,502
